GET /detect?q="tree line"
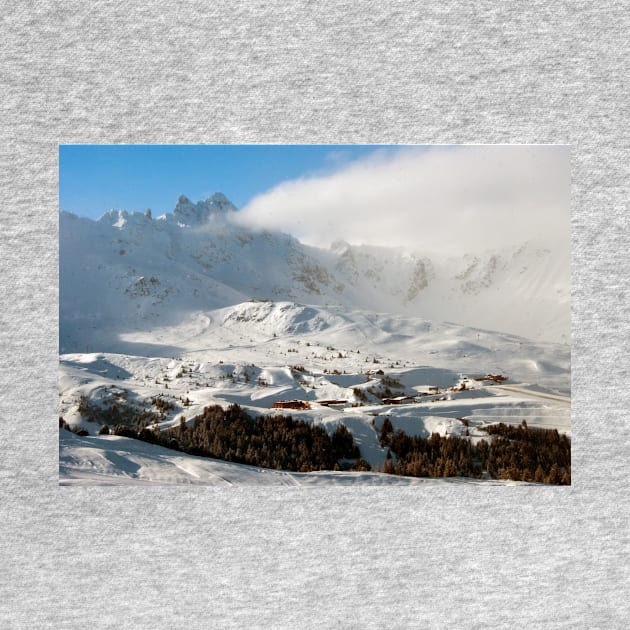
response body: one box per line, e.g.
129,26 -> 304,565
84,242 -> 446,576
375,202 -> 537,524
95,402 -> 368,473
67,396 -> 569,483
379,419 -> 570,484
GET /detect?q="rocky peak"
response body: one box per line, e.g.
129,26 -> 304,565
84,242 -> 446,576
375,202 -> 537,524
173,193 -> 237,224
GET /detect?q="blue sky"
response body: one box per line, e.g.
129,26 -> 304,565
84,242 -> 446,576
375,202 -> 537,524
58,144 -> 386,218
59,144 -> 568,254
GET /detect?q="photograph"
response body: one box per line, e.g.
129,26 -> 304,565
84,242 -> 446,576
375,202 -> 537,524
58,144 -> 571,485
6,2 -> 628,626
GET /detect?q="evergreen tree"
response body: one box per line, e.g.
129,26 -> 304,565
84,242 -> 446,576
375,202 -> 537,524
379,417 -> 394,446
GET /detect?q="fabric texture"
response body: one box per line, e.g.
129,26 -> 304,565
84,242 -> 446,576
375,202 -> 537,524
1,2 -> 628,627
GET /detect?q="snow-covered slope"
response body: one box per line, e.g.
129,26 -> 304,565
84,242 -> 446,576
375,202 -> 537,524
60,193 -> 569,352
331,239 -> 569,342
59,429 -> 535,486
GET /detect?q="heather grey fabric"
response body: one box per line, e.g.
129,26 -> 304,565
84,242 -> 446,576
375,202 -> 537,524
1,2 -> 628,628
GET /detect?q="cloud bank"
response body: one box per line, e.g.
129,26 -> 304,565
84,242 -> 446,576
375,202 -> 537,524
231,146 -> 570,257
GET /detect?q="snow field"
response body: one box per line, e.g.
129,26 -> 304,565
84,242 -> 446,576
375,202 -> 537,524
59,300 -> 570,484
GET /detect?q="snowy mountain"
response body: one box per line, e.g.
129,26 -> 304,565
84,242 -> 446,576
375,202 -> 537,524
60,193 -> 569,354
59,194 -> 570,485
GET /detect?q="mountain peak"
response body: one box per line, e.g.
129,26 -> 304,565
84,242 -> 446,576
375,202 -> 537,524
205,192 -> 233,209
173,193 -> 236,224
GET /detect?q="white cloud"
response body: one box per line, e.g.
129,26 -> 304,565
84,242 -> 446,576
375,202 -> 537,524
231,146 -> 570,256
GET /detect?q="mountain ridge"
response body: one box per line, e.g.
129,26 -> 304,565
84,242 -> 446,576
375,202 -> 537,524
60,193 -> 570,351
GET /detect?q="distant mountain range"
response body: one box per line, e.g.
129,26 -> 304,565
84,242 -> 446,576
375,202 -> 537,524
60,193 -> 570,353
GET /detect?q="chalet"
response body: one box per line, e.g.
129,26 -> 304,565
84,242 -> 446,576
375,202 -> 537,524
415,386 -> 439,396
473,373 -> 507,383
382,396 -> 416,405
486,373 -> 507,383
318,399 -> 348,407
273,400 -> 311,410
